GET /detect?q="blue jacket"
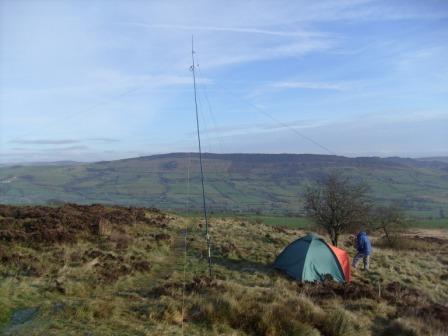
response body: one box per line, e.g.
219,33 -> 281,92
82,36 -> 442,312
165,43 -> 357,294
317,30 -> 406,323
356,232 -> 372,255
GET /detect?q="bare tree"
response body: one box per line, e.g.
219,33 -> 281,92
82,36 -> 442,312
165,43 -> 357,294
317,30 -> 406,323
374,205 -> 408,244
304,172 -> 371,246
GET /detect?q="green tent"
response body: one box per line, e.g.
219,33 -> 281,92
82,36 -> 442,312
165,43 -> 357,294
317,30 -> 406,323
273,234 -> 346,282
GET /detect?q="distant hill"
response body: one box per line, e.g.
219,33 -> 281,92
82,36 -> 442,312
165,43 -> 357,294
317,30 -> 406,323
1,153 -> 447,218
417,156 -> 448,164
0,160 -> 83,167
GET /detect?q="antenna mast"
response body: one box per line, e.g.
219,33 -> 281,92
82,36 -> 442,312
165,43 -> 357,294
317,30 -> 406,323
191,36 -> 212,278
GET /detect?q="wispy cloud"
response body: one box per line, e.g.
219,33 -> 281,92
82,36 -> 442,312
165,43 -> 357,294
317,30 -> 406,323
11,139 -> 79,145
204,40 -> 335,68
270,81 -> 353,91
245,79 -> 359,100
118,22 -> 323,38
359,109 -> 448,123
41,145 -> 89,152
194,109 -> 448,142
295,0 -> 448,22
10,138 -> 120,145
195,119 -> 333,137
0,74 -> 210,99
86,137 -> 120,143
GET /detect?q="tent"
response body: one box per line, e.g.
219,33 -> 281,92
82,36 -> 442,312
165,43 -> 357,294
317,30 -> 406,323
328,243 -> 351,282
273,234 -> 351,283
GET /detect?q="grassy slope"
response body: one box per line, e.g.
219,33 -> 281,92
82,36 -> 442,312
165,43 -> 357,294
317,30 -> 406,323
198,214 -> 447,229
1,154 -> 448,218
0,205 -> 447,335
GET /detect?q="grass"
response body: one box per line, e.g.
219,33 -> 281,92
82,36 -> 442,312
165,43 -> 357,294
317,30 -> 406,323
0,204 -> 447,335
177,212 -> 313,229
176,211 -> 446,231
240,215 -> 312,229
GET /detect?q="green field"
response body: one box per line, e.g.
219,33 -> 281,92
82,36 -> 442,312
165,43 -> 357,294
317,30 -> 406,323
1,153 -> 447,221
176,212 -> 447,230
229,215 -> 447,229
410,218 -> 448,229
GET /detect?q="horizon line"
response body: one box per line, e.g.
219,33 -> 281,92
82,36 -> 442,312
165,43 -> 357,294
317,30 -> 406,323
2,151 -> 448,166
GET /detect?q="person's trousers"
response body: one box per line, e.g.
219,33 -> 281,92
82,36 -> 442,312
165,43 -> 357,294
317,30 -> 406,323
352,253 -> 370,270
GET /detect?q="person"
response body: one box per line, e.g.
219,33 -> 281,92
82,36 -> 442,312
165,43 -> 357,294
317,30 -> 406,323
352,231 -> 372,271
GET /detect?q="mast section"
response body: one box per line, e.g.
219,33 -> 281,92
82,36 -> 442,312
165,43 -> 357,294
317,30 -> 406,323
191,37 -> 212,278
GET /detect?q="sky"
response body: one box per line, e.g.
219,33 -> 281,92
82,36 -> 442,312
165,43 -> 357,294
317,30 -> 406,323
0,0 -> 447,163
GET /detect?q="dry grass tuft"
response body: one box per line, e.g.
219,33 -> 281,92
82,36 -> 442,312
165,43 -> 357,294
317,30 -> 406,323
379,318 -> 419,336
322,308 -> 358,336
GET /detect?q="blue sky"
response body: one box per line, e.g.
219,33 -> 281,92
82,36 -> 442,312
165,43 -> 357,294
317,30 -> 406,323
1,0 -> 447,163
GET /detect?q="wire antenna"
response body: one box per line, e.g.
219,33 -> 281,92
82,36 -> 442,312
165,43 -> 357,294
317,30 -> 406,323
181,155 -> 191,335
191,36 -> 212,278
212,81 -> 336,155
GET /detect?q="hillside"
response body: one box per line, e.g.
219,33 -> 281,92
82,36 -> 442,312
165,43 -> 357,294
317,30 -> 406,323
0,204 -> 447,335
1,153 -> 448,218
418,157 -> 448,164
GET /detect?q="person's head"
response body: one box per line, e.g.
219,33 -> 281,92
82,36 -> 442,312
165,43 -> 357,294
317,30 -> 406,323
358,226 -> 368,235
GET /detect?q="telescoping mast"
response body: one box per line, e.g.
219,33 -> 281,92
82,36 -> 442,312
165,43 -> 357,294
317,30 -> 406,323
190,37 -> 212,278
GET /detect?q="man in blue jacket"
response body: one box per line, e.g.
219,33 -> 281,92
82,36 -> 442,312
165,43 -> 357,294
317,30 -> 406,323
353,231 -> 372,271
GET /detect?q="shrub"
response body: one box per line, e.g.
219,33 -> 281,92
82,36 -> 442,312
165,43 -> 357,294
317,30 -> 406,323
373,206 -> 408,245
375,237 -> 429,251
